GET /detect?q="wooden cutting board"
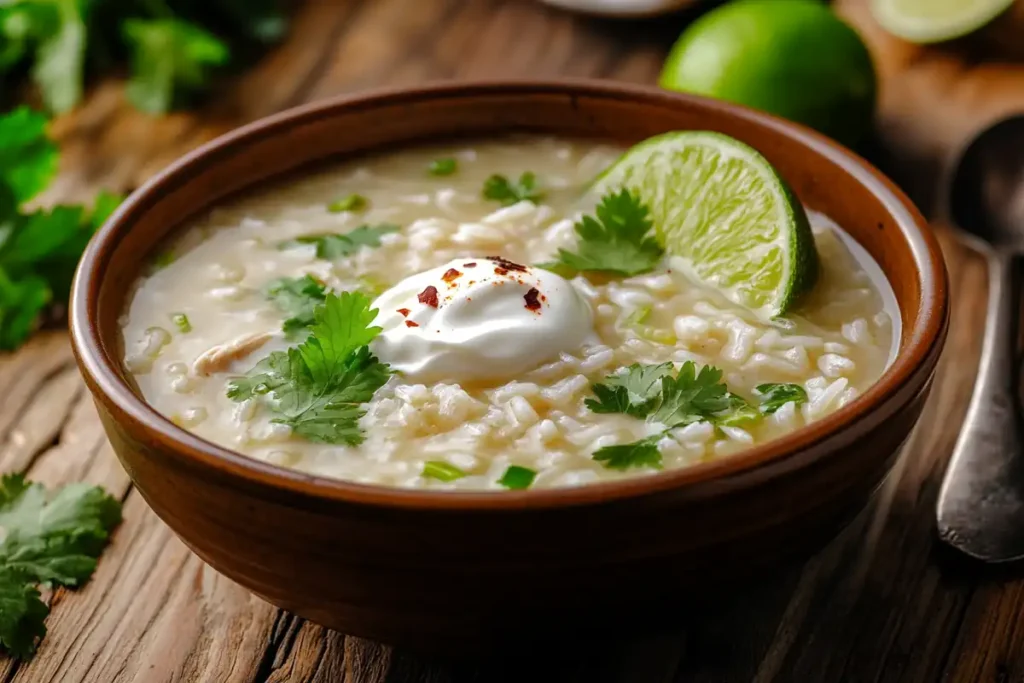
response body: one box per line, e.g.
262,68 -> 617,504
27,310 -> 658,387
836,0 -> 1024,213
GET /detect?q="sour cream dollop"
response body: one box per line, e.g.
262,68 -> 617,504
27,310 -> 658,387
370,256 -> 595,383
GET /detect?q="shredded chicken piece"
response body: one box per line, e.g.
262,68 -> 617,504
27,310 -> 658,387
192,332 -> 273,376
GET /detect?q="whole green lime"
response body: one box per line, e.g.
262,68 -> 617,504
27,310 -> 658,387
659,0 -> 877,148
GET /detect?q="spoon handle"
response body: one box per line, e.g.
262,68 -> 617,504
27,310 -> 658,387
937,252 -> 1024,562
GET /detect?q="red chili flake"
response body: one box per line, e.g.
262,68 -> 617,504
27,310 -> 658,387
524,287 -> 542,312
487,256 -> 528,272
405,320 -> 420,328
442,268 -> 462,284
494,267 -> 508,276
464,262 -> 477,268
397,308 -> 410,317
418,285 -> 439,307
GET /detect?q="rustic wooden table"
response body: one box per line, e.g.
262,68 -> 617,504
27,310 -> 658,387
3,1 -> 1024,681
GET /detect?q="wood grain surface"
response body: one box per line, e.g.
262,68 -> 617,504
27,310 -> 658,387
1,0 -> 1021,681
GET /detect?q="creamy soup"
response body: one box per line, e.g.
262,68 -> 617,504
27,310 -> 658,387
123,137 -> 896,490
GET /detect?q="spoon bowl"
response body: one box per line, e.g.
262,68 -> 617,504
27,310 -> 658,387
948,115 -> 1024,250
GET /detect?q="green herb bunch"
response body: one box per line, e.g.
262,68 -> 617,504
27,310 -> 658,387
0,106 -> 122,350
0,0 -> 290,115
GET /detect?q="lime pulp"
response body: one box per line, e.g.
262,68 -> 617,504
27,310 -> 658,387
592,131 -> 818,319
870,0 -> 1014,43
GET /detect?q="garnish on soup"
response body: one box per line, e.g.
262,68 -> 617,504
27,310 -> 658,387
369,257 -> 593,384
499,465 -> 538,490
428,157 -> 458,176
755,383 -> 809,414
265,274 -> 327,336
279,223 -> 399,259
123,136 -> 895,491
541,188 -> 664,277
482,171 -> 543,206
327,193 -> 368,214
227,292 -> 391,445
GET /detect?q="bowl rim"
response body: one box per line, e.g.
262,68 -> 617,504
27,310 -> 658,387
70,78 -> 948,511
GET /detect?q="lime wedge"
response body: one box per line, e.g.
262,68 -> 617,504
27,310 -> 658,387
592,131 -> 818,318
871,0 -> 1014,43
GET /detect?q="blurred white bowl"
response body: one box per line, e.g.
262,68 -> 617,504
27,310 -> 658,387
540,0 -> 696,18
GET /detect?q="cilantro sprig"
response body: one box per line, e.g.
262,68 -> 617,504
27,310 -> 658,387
280,223 -> 399,260
483,172 -> 543,206
756,383 -> 808,414
592,435 -> 662,471
587,361 -> 732,470
227,291 -> 391,445
543,188 -> 664,277
0,474 -> 122,659
0,107 -> 123,351
587,363 -> 810,470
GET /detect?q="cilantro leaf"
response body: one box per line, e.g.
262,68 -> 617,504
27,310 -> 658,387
123,18 -> 230,114
225,350 -> 291,401
544,188 -> 663,277
586,361 -> 758,470
593,434 -> 663,471
587,361 -> 731,429
649,363 -> 732,428
585,362 -> 673,417
0,474 -> 122,658
483,172 -> 543,206
0,575 -> 48,660
281,224 -> 399,260
300,290 -> 382,383
0,272 -> 50,350
756,383 -> 808,414
265,275 -> 326,337
228,291 -> 391,445
0,107 -> 58,204
715,393 -> 761,427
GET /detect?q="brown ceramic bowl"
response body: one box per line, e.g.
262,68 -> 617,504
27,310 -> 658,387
70,80 -> 948,649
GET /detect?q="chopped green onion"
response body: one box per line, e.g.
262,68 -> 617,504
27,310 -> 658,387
422,460 -> 466,482
328,194 -> 368,213
428,157 -> 458,176
498,465 -> 536,490
171,313 -> 192,333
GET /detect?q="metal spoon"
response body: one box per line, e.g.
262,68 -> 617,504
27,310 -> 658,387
937,114 -> 1024,563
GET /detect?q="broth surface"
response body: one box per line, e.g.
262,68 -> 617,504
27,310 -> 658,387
123,137 -> 896,489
